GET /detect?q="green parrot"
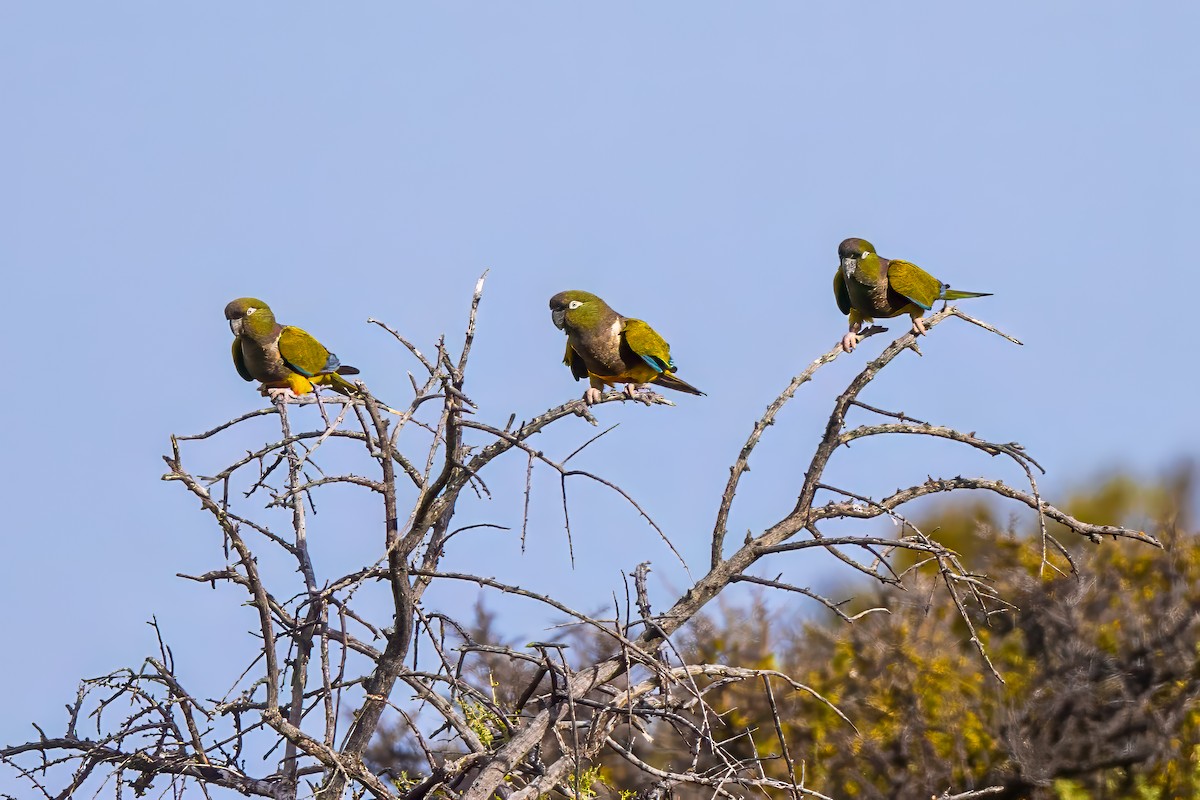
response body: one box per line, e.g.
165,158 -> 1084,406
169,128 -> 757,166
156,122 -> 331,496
225,297 -> 362,399
834,237 -> 992,352
549,290 -> 704,405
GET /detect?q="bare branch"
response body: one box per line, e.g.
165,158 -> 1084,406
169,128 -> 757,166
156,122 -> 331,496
10,279 -> 1157,800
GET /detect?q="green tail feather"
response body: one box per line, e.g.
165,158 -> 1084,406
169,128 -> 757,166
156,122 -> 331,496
328,373 -> 404,416
328,372 -> 361,397
654,372 -> 706,397
941,288 -> 992,300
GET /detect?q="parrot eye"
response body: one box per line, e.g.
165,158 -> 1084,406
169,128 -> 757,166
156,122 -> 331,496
245,307 -> 257,315
567,300 -> 583,310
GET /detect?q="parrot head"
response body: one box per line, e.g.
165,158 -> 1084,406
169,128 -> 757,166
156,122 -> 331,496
549,290 -> 608,331
838,237 -> 879,280
225,297 -> 278,338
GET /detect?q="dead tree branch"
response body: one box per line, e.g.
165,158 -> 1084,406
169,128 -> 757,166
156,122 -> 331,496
4,287 -> 1153,800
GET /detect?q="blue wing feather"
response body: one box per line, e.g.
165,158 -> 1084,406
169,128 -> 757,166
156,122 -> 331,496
285,353 -> 340,377
638,353 -> 671,373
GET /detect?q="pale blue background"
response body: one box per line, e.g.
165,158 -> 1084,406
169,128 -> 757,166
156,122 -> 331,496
2,2 -> 1197,785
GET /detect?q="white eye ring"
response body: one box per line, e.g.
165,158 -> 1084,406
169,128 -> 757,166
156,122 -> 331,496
246,307 -> 257,315
568,300 -> 583,310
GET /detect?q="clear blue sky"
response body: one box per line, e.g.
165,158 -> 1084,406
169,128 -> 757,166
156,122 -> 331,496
2,3 -> 1197,774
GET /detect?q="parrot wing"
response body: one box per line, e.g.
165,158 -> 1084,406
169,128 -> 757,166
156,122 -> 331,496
833,269 -> 852,314
563,341 -> 589,381
886,260 -> 943,310
231,339 -> 253,382
621,318 -> 674,374
278,325 -> 340,377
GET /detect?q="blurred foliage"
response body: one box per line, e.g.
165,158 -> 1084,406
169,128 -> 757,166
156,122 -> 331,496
655,465 -> 1199,799
371,466 -> 1200,799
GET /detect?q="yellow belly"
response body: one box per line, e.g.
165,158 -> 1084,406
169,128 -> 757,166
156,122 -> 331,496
589,362 -> 662,386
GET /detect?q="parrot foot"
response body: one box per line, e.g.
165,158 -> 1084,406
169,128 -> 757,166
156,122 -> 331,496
624,384 -> 658,405
840,332 -> 859,352
265,387 -> 300,402
911,317 -> 928,337
583,387 -> 604,405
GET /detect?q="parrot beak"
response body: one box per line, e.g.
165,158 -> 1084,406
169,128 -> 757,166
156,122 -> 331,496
229,319 -> 243,336
551,309 -> 566,330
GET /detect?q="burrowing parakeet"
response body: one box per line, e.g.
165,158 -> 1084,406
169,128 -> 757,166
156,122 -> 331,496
549,290 -> 704,405
833,237 -> 992,352
225,297 -> 362,399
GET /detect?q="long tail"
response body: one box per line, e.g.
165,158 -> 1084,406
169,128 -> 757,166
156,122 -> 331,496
326,372 -> 361,398
326,373 -> 404,415
654,372 -> 706,397
941,287 -> 992,301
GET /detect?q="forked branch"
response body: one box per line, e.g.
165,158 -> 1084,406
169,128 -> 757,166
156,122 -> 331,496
3,286 -> 1152,800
